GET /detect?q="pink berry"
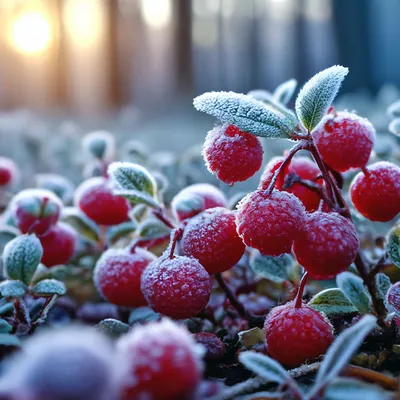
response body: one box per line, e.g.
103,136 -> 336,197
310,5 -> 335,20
141,255 -> 211,319
260,156 -> 323,212
171,183 -> 228,222
0,157 -> 17,186
387,282 -> 400,315
193,332 -> 226,360
117,319 -> 203,400
293,212 -> 359,280
264,302 -> 334,367
75,177 -> 130,226
202,124 -> 263,185
94,248 -> 156,308
236,189 -> 305,256
312,111 -> 375,172
180,207 -> 245,274
39,222 -> 77,267
350,161 -> 400,222
12,189 -> 62,236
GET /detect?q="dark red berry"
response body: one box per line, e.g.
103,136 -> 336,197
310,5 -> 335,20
313,111 -> 375,172
141,255 -> 211,319
236,189 -> 305,256
75,177 -> 130,226
203,124 -> 263,185
387,282 -> 400,315
259,156 -> 323,212
12,189 -> 62,236
193,332 -> 226,360
94,248 -> 156,308
180,207 -> 245,274
264,302 -> 334,367
0,157 -> 17,186
293,212 -> 359,280
117,319 -> 203,400
171,183 -> 228,222
350,161 -> 400,222
39,222 -> 77,267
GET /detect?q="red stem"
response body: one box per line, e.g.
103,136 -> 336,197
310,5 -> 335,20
153,207 -> 177,229
168,228 -> 183,259
294,272 -> 308,308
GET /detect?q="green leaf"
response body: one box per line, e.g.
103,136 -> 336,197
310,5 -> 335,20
136,218 -> 171,239
323,378 -> 392,400
249,251 -> 294,283
82,130 -> 115,160
336,272 -> 370,314
129,307 -> 159,325
0,319 -> 12,333
308,288 -> 358,316
238,327 -> 265,349
295,65 -> 348,132
31,279 -> 66,297
61,207 -> 100,243
107,221 -> 137,245
314,315 -> 376,389
193,91 -> 296,138
375,273 -> 391,302
3,235 -> 43,285
97,318 -> 130,337
387,224 -> 400,268
0,334 -> 20,347
273,79 -> 297,105
0,280 -> 28,298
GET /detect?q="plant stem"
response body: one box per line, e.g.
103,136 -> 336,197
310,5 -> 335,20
168,228 -> 183,259
153,207 -> 177,229
294,272 -> 308,308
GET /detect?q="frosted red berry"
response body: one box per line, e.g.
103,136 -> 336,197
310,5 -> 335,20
0,157 -> 17,186
313,111 -> 375,172
117,319 -> 203,400
171,183 -> 228,222
39,222 -> 77,267
141,254 -> 211,319
264,302 -> 334,367
203,124 -> 263,185
236,189 -> 305,256
180,207 -> 245,274
293,211 -> 359,280
193,332 -> 226,360
387,282 -> 400,315
75,176 -> 130,226
350,161 -> 400,222
260,156 -> 323,212
12,189 -> 62,236
94,248 -> 156,308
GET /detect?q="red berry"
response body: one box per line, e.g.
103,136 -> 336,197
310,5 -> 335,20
75,177 -> 130,226
193,332 -> 226,360
180,207 -> 245,274
387,282 -> 400,315
0,157 -> 17,186
117,319 -> 203,400
236,189 -> 305,256
171,183 -> 228,222
350,161 -> 400,222
260,156 -> 323,212
264,302 -> 334,367
94,248 -> 156,308
39,222 -> 77,267
313,111 -> 375,172
293,212 -> 359,280
141,255 -> 211,319
203,124 -> 263,185
12,189 -> 62,236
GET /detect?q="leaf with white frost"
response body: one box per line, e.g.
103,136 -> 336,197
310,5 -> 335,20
336,272 -> 370,314
273,79 -> 297,105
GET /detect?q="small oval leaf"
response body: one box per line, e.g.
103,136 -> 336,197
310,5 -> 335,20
97,318 -> 130,337
308,288 -> 358,316
0,280 -> 28,298
61,207 -> 101,243
386,224 -> 400,268
249,251 -> 293,283
31,279 -> 66,297
0,319 -> 12,334
129,307 -> 160,325
388,118 -> 400,136
238,327 -> 265,349
273,79 -> 297,105
336,272 -> 370,314
107,221 -> 137,245
136,218 -> 171,240
375,273 -> 391,302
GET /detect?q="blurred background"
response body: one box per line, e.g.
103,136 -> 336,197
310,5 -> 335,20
0,0 -> 399,192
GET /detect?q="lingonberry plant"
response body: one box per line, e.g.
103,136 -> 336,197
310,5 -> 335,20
0,67 -> 399,400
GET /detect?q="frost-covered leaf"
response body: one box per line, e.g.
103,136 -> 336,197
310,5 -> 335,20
387,100 -> 400,119
238,327 -> 265,349
61,207 -> 100,243
0,227 -> 18,254
388,118 -> 400,136
295,65 -> 348,132
387,282 -> 400,315
97,318 -> 130,337
375,273 -> 391,302
314,315 -> 376,388
387,224 -> 400,268
114,189 -> 159,208
31,279 -> 66,297
193,91 -> 296,138
336,272 -> 370,314
0,280 -> 27,298
129,307 -> 159,325
0,319 -> 12,334
107,221 -> 137,244
308,288 -> 358,316
3,234 -> 43,285
323,378 -> 392,400
247,89 -> 274,103
249,251 -> 294,283
273,79 -> 297,105
82,130 -> 115,160
136,218 -> 171,239
0,334 -> 20,347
